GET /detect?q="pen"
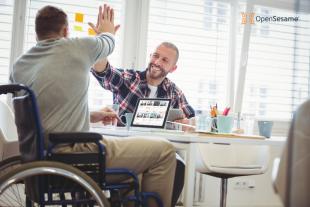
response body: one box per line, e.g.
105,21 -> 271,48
222,107 -> 231,116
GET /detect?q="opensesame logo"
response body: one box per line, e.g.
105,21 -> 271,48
241,12 -> 255,24
241,12 -> 299,24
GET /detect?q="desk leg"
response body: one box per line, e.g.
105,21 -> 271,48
183,143 -> 196,207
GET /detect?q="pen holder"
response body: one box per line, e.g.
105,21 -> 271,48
212,115 -> 234,133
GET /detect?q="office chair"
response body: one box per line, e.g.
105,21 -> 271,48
0,84 -> 163,207
274,99 -> 310,207
196,143 -> 270,207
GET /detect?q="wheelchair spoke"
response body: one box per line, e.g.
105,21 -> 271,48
0,183 -> 25,206
0,161 -> 110,207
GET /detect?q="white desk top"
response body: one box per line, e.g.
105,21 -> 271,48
91,126 -> 286,146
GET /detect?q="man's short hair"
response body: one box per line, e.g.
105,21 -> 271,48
35,5 -> 68,40
160,42 -> 179,63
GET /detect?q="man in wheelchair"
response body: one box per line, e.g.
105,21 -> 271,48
10,3 -> 177,207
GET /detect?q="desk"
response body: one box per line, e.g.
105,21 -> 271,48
91,127 -> 286,207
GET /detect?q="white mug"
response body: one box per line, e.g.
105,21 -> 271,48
120,113 -> 134,130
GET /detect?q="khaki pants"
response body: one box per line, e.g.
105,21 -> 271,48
56,136 -> 176,207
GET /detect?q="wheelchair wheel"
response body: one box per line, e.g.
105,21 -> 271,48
0,161 -> 110,207
0,155 -> 21,176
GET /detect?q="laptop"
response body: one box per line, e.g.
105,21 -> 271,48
91,98 -> 183,136
131,98 -> 171,129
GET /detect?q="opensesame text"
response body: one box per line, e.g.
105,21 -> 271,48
256,16 -> 299,23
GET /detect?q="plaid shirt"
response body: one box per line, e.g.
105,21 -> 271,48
91,63 -> 195,119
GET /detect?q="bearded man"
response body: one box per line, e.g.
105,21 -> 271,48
91,42 -> 195,122
91,42 -> 195,207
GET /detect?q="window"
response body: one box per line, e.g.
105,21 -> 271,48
147,0 -> 310,123
0,0 -> 14,84
242,6 -> 310,120
4,0 -> 310,127
24,0 -> 124,110
147,0 -> 231,110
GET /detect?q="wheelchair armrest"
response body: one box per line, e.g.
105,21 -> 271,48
49,132 -> 102,144
48,132 -> 105,155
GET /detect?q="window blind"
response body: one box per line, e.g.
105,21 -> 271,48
242,6 -> 310,120
147,0 -> 231,111
24,0 -> 124,110
0,0 -> 14,84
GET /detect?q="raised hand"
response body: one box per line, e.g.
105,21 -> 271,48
88,4 -> 120,35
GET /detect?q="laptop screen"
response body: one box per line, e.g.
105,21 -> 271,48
131,98 -> 171,128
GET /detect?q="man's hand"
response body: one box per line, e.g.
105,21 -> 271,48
90,107 -> 120,125
175,117 -> 196,132
88,4 -> 120,35
90,4 -> 120,72
175,117 -> 196,125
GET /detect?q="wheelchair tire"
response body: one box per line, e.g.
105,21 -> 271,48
0,161 -> 110,207
0,155 -> 21,176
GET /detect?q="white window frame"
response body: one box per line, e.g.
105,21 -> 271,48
9,0 -> 27,73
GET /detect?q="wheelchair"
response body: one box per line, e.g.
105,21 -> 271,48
0,84 -> 163,207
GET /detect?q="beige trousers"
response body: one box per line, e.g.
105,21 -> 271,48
57,136 -> 176,207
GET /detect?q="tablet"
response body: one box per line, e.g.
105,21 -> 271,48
131,98 -> 171,128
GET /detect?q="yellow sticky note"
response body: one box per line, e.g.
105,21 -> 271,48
75,13 -> 84,23
88,28 -> 96,36
74,25 -> 83,32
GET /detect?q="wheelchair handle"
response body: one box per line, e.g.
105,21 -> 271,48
0,84 -> 33,95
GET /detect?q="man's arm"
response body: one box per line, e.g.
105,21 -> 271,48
175,91 -> 195,119
91,61 -> 127,93
83,4 -> 120,64
93,58 -> 108,73
88,4 -> 120,72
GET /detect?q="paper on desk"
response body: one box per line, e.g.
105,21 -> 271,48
196,131 -> 265,139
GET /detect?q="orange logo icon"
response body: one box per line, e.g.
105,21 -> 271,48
241,12 -> 255,24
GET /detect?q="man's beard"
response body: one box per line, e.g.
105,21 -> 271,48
147,63 -> 169,80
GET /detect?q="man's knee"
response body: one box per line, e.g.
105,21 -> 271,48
156,139 -> 176,158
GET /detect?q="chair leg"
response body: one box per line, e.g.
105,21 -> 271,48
220,178 -> 228,207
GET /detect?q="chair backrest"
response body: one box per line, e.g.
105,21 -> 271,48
0,84 -> 45,162
13,93 -> 45,163
196,143 -> 270,175
0,99 -> 19,160
275,99 -> 310,207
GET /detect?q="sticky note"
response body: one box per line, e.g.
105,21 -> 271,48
75,13 -> 84,23
88,28 -> 96,36
74,25 -> 83,32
